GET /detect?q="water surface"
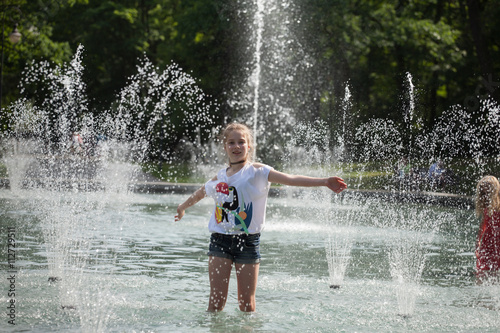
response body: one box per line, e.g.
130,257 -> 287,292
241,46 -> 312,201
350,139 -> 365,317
1,190 -> 498,332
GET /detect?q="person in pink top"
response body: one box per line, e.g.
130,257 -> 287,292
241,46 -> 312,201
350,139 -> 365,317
175,122 -> 347,312
475,175 -> 500,284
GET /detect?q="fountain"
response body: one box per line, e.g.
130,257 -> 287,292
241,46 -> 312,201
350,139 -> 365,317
280,120 -> 353,290
325,229 -> 352,289
383,73 -> 430,317
0,44 -> 216,332
2,1 -> 500,332
230,0 -> 313,161
2,70 -> 500,333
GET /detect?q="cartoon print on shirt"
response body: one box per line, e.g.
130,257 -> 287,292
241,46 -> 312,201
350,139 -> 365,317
214,182 -> 229,223
214,182 -> 253,233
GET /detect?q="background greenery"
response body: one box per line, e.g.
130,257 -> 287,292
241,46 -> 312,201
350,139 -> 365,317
2,0 -> 499,124
0,0 -> 499,192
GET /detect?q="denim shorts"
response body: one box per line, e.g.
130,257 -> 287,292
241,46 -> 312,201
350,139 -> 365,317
207,233 -> 261,264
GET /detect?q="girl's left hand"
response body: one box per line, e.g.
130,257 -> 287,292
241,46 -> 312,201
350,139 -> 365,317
326,177 -> 347,193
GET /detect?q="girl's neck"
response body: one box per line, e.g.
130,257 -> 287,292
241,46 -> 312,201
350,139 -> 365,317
230,159 -> 246,166
227,160 -> 248,175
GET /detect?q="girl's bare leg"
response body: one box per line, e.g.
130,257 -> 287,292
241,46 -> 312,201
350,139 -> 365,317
207,256 -> 233,312
235,263 -> 259,312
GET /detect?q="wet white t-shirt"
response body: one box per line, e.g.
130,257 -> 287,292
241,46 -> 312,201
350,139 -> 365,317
205,163 -> 273,235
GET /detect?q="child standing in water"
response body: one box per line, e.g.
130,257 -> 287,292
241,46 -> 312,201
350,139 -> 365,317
175,123 -> 347,312
475,175 -> 500,284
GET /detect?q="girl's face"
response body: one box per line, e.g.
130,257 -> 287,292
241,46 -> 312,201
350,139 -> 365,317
224,130 -> 250,164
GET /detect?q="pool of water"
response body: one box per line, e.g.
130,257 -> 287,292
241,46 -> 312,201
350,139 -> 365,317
1,188 -> 499,332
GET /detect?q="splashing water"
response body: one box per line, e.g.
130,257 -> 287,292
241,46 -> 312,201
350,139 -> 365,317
388,227 -> 432,317
354,73 -> 499,195
325,228 -> 352,289
281,121 -> 353,288
1,45 -> 216,332
230,0 -> 313,162
1,3 -> 499,328
335,84 -> 353,161
251,0 -> 265,157
405,72 -> 415,124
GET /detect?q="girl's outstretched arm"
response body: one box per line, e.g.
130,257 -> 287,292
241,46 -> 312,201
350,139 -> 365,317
268,170 -> 347,193
175,186 -> 207,221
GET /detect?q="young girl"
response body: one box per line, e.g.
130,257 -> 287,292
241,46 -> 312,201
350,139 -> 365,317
175,122 -> 347,312
475,175 -> 500,284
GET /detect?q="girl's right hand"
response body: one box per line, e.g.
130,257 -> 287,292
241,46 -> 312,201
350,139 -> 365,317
326,176 -> 347,193
175,206 -> 185,221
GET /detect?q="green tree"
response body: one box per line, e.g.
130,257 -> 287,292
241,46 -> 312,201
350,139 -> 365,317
308,0 -> 465,124
49,0 -> 231,115
2,0 -> 498,160
1,0 -> 75,125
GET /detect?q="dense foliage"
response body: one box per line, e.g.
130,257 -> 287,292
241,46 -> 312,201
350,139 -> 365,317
1,0 -> 499,159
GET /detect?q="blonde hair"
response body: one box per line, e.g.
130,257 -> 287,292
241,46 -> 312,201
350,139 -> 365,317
475,175 -> 500,217
220,122 -> 255,163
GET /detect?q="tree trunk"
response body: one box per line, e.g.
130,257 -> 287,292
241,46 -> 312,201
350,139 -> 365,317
466,0 -> 499,103
465,0 -> 491,77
